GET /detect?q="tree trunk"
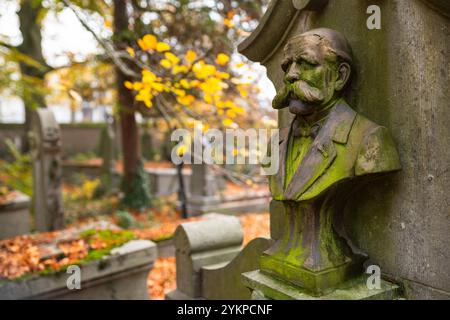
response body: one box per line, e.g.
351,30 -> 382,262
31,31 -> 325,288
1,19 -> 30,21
17,0 -> 48,153
113,0 -> 150,209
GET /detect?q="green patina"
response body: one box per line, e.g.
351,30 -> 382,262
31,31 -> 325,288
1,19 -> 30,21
285,135 -> 313,188
151,233 -> 174,243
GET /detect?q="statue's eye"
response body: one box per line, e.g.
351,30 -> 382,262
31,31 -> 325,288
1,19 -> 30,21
302,60 -> 318,68
281,61 -> 291,72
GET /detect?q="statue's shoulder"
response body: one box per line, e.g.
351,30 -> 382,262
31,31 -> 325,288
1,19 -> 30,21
353,114 -> 402,176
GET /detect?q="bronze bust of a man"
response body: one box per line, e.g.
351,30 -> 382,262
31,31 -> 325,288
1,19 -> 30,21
261,28 -> 401,295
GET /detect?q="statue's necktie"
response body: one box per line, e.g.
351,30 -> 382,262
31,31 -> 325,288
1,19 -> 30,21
292,116 -> 324,138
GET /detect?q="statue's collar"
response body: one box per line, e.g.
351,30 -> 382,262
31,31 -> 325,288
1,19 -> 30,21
282,99 -> 357,145
278,99 -> 357,198
329,99 -> 357,144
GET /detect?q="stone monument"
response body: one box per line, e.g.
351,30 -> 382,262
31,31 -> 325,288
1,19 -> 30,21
243,26 -> 401,298
238,0 -> 449,300
29,109 -> 64,231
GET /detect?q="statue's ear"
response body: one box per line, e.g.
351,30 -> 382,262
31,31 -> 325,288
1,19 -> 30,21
335,62 -> 351,91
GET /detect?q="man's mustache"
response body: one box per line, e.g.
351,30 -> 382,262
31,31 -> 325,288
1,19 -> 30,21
272,81 -> 324,110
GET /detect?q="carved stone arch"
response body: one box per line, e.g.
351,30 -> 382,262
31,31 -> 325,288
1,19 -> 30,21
420,0 -> 450,18
238,0 -> 329,64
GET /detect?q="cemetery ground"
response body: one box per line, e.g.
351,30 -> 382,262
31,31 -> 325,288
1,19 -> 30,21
0,174 -> 270,299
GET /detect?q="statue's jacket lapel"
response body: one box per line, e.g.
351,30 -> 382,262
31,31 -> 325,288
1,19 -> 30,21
270,101 -> 360,201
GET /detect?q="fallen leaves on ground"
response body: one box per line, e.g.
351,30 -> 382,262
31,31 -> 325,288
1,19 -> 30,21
147,257 -> 176,300
0,227 -> 134,280
0,232 -> 70,279
239,213 -> 270,245
147,212 -> 269,299
0,186 -> 19,206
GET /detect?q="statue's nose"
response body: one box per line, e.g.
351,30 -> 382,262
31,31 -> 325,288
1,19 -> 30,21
285,63 -> 301,83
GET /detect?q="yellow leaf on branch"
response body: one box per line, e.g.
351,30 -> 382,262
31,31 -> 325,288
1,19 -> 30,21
172,65 -> 188,75
204,94 -> 213,104
160,59 -> 172,69
216,71 -> 231,79
124,81 -> 134,89
142,70 -> 158,83
180,79 -> 191,89
237,85 -> 249,98
224,18 -> 234,28
138,34 -> 158,51
216,53 -> 230,66
172,88 -> 186,97
185,50 -> 197,64
151,82 -> 165,93
177,94 -> 195,106
126,47 -> 136,57
176,144 -> 188,157
223,118 -> 234,127
165,52 -> 180,65
193,61 -> 216,79
156,42 -> 171,52
133,82 -> 143,90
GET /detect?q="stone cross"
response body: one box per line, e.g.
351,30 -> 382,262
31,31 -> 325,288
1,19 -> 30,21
29,109 -> 64,231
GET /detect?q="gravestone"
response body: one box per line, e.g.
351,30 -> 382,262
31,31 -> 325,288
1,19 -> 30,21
169,216 -> 243,299
29,109 -> 64,231
166,215 -> 272,300
238,0 -> 449,299
186,163 -> 271,216
186,163 -> 224,214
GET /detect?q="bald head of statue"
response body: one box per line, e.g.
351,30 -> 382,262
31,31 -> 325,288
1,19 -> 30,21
273,28 -> 354,116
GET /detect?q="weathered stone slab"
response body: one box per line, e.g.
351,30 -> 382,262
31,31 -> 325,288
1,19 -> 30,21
0,192 -> 30,240
168,216 -> 244,299
242,270 -> 400,300
155,238 -> 175,258
0,240 -> 157,300
202,237 -> 272,300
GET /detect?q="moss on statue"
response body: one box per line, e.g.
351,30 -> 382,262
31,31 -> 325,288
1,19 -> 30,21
121,159 -> 151,210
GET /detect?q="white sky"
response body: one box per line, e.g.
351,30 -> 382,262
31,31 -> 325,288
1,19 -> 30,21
0,1 -> 275,123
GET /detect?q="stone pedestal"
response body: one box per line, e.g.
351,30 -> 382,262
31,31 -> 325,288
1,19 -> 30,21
242,270 -> 400,300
